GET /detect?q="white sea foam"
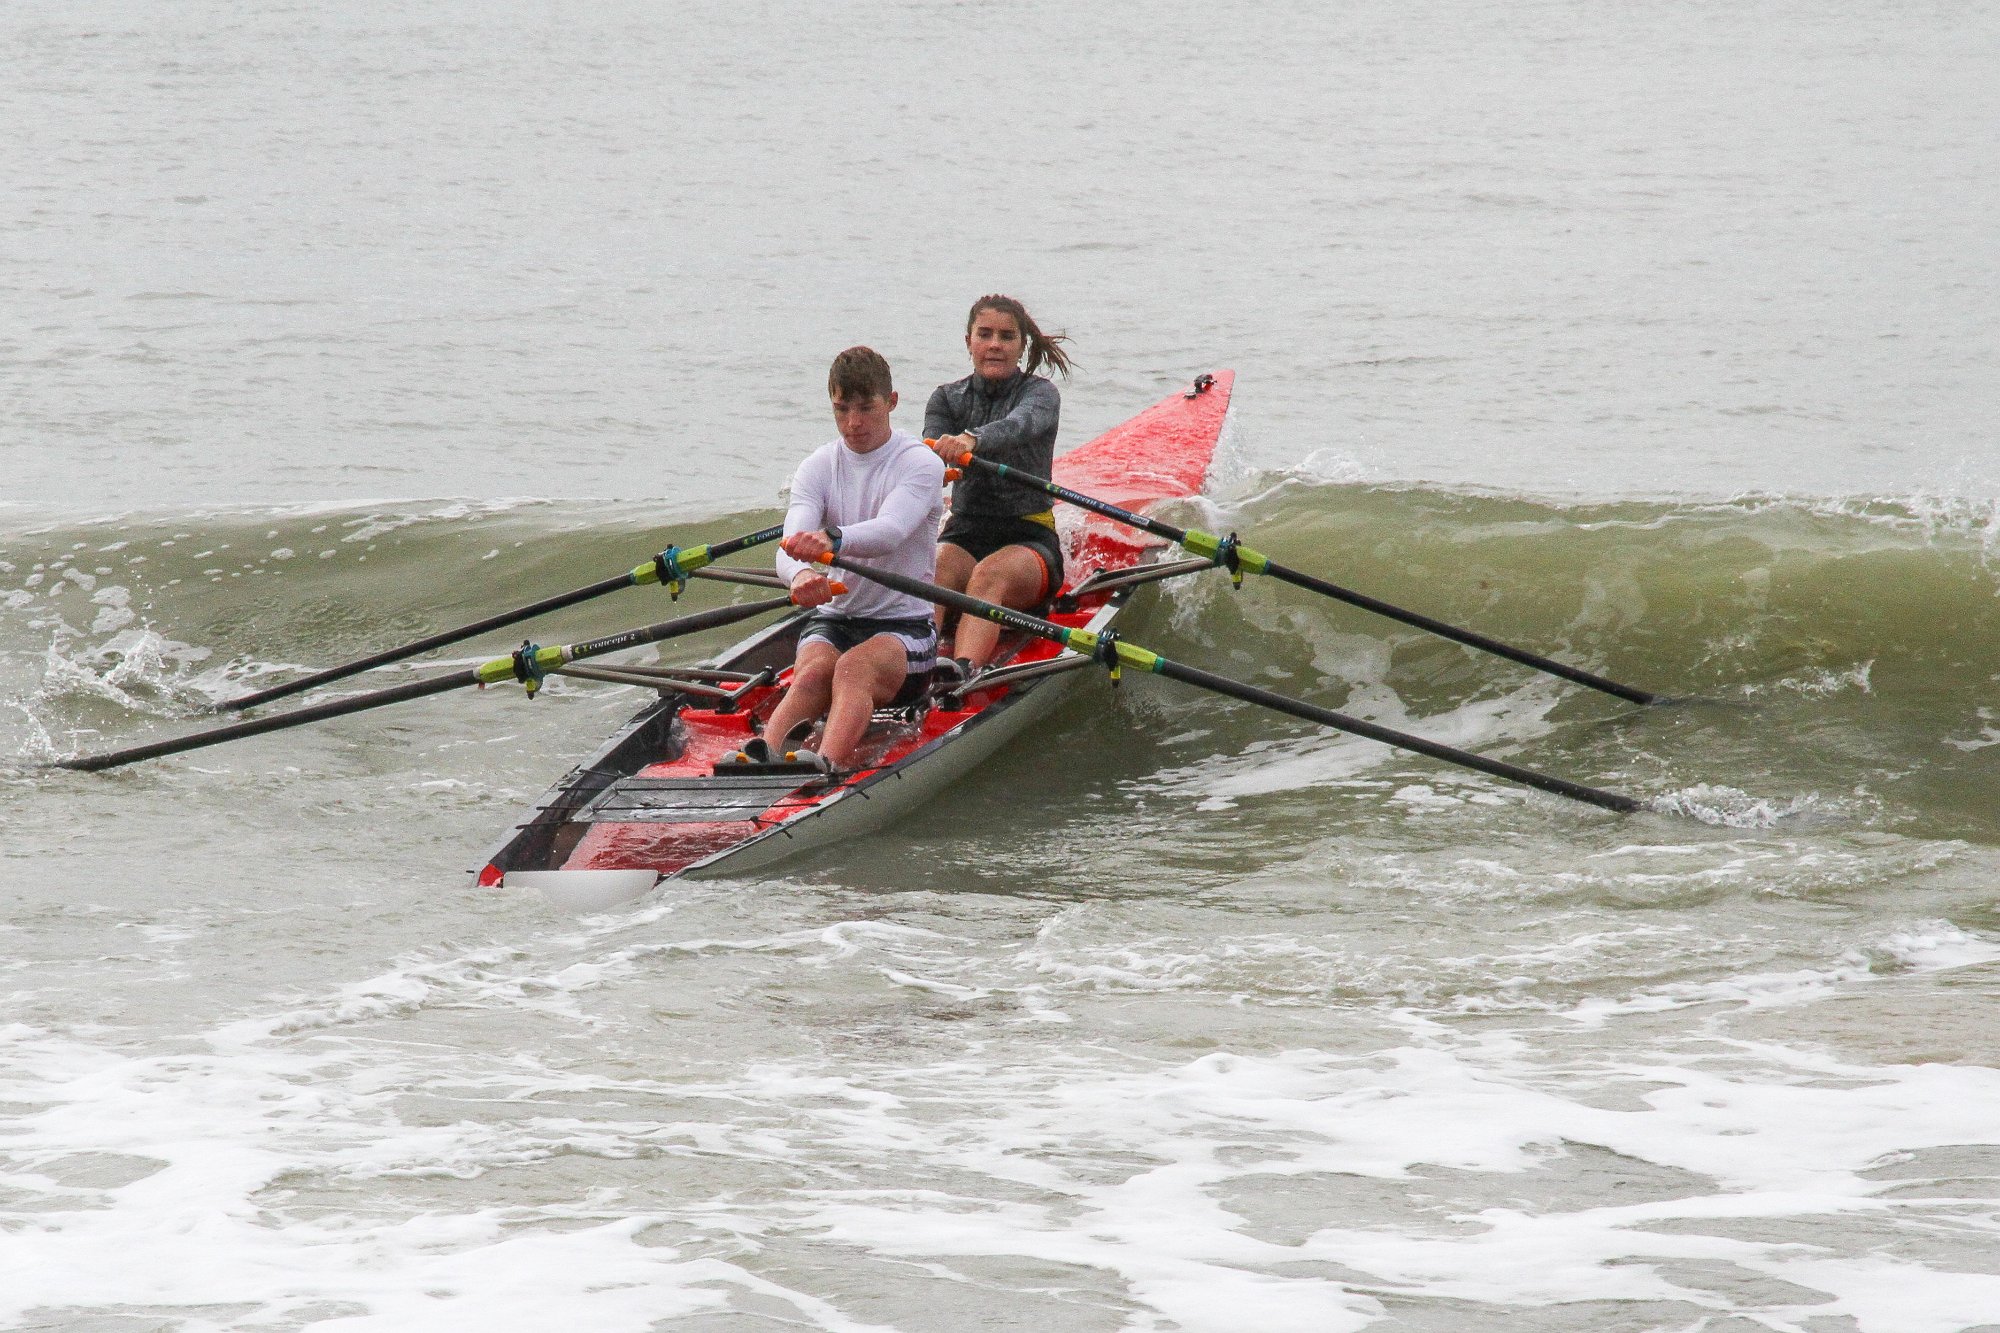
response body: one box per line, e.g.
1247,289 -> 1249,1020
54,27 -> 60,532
1558,920 -> 2000,1026
1156,676 -> 1563,811
1803,492 -> 2000,562
1650,783 -> 1827,828
8,4 -> 2000,1330
6,899 -> 2000,1332
26,627 -> 217,719
1942,705 -> 2000,753
0,1027 -> 893,1331
337,500 -> 537,545
1737,659 -> 1876,699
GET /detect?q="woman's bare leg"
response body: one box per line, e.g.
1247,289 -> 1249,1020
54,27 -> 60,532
933,542 -> 977,645
954,545 -> 1050,669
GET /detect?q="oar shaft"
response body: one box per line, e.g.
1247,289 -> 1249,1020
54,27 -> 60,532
824,552 -> 1639,814
58,594 -> 799,774
58,673 -> 471,772
218,524 -> 786,712
218,572 -> 635,712
953,453 -> 1657,707
1148,655 -> 1638,813
698,524 -> 787,562
965,455 -> 1192,545
562,595 -> 797,664
1260,563 -> 1657,705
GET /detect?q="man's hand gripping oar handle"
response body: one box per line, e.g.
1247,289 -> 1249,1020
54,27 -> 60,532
815,552 -> 1641,815
933,447 -> 1659,707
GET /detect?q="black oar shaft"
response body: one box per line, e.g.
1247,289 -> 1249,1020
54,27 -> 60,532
57,594 -> 796,774
959,454 -> 1192,545
218,524 -> 785,712
956,453 -> 1657,706
563,595 -> 795,661
59,674 -> 470,772
1259,564 -> 1656,705
826,552 -> 1639,815
218,572 -> 635,712
1148,655 -> 1638,813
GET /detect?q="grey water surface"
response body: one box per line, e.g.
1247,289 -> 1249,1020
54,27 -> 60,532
5,3 -> 2000,1330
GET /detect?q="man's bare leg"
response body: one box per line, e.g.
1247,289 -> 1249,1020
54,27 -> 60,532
816,635 -> 909,767
761,640 -> 838,756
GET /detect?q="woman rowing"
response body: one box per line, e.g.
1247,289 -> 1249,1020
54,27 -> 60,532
925,294 -> 1073,672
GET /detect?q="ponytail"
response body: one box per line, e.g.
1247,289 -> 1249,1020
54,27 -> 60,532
967,294 -> 1073,380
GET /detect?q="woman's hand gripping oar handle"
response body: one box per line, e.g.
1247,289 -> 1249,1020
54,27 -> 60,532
934,447 -> 1659,707
54,592 -> 806,773
815,552 -> 1641,814
215,524 -> 787,713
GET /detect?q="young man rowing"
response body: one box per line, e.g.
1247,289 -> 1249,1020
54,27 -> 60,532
748,347 -> 946,772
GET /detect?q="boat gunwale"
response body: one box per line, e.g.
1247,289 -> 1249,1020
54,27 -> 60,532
478,589 -> 1133,882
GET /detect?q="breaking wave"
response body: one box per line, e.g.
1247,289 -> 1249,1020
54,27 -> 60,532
6,482 -> 1997,837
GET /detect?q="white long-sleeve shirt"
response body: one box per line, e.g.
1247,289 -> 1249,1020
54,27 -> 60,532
774,429 -> 945,621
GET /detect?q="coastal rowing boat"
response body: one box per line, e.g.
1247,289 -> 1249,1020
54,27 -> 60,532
477,371 -> 1235,904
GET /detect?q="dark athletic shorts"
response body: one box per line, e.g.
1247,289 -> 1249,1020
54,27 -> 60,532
939,511 -> 1065,602
796,611 -> 939,706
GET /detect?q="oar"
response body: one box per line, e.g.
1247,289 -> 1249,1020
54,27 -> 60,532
941,449 -> 1659,706
215,524 -> 785,712
55,593 -> 801,773
821,552 -> 1642,814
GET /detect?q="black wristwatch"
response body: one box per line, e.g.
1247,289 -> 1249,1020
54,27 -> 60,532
825,526 -> 843,552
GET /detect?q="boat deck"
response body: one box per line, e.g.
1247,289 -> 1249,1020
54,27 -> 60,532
527,607 -> 1096,880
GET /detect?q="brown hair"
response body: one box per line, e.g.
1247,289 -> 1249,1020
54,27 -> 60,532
967,294 -> 1073,379
827,346 -> 894,400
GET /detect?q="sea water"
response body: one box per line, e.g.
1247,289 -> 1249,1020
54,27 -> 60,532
5,3 -> 1999,1330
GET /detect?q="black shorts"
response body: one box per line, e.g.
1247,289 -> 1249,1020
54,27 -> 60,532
939,511 -> 1065,600
796,612 -> 939,706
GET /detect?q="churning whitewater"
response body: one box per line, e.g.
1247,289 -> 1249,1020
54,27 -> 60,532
7,0 -> 1999,1327
7,481 -> 2000,1329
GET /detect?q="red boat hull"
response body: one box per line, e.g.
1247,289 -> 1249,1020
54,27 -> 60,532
478,371 -> 1234,890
